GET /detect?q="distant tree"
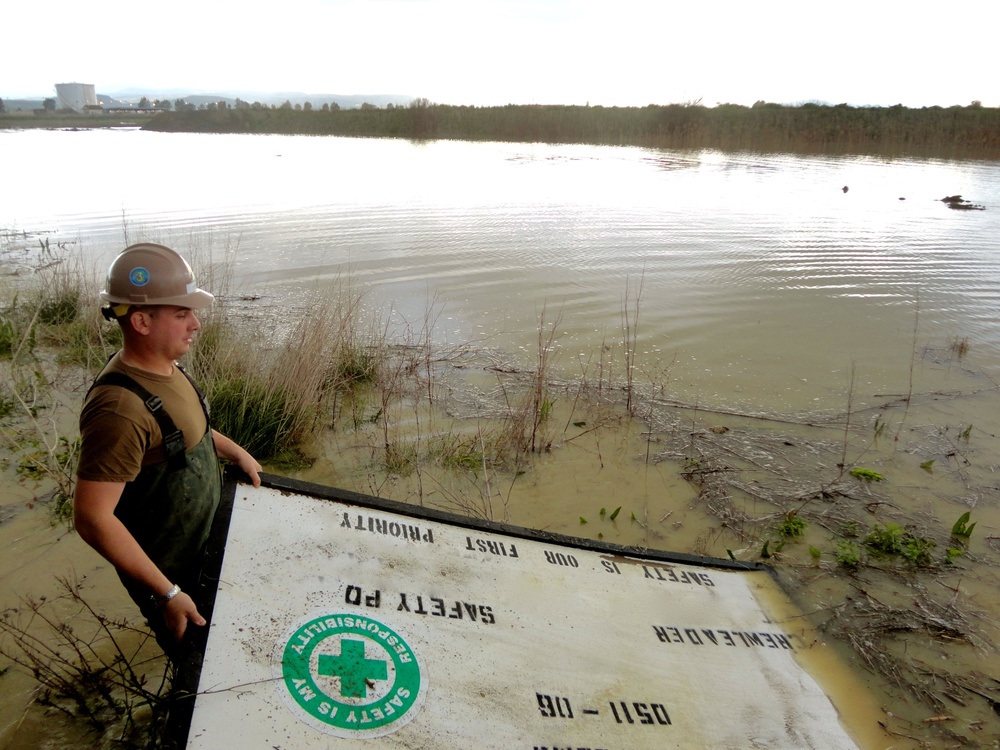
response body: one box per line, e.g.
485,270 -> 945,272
303,101 -> 313,111
43,97 -> 56,111
235,98 -> 251,110
360,102 -> 377,110
206,102 -> 217,111
294,103 -> 302,111
321,103 -> 329,112
329,102 -> 340,111
409,97 -> 436,135
0,98 -> 5,114
970,100 -> 983,108
174,98 -> 186,111
138,97 -> 150,108
154,99 -> 173,111
279,100 -> 292,110
251,101 -> 266,110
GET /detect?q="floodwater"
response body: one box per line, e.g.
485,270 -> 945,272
2,128 -> 1000,748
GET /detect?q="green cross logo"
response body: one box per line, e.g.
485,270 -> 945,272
318,638 -> 388,698
278,614 -> 424,738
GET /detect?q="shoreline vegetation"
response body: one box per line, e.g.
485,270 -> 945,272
3,100 -> 1000,159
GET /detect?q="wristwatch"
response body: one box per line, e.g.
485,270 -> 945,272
153,583 -> 181,608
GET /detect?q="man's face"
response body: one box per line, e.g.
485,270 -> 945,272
145,305 -> 201,360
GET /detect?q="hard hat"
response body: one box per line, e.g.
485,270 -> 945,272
100,243 -> 214,309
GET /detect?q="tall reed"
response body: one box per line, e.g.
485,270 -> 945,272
188,280 -> 372,463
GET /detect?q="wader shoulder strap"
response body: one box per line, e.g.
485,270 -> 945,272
174,363 -> 211,424
88,372 -> 188,472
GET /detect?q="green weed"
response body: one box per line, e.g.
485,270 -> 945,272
836,540 -> 861,569
208,376 -> 302,462
864,523 -> 937,567
37,296 -> 78,326
432,434 -> 485,472
864,523 -> 905,556
382,442 -> 418,475
951,511 -> 976,543
944,547 -> 964,564
777,512 -> 807,539
849,467 -> 885,482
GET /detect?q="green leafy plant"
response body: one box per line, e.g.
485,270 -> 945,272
900,535 -> 936,566
864,523 -> 904,556
849,467 -> 885,482
951,511 -> 976,543
944,547 -> 964,564
864,523 -> 937,567
777,511 -> 807,539
835,540 -> 861,568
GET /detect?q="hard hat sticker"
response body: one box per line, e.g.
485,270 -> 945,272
129,267 -> 150,286
276,613 -> 426,738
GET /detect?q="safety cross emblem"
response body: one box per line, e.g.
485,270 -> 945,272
277,613 -> 425,738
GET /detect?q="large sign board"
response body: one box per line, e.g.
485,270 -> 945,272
176,475 -> 863,749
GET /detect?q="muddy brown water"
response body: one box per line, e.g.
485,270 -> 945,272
3,130 -> 1000,747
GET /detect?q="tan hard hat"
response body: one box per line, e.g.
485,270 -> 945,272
100,243 -> 214,308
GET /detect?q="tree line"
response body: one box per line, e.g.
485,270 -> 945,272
142,100 -> 1000,159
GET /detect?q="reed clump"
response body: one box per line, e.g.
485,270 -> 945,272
188,282 -> 375,465
0,239 -> 107,519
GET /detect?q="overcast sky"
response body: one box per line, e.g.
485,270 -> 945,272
3,0 -> 995,108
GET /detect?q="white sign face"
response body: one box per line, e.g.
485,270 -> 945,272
184,482 -> 861,749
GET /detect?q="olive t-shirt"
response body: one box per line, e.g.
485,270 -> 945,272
77,353 -> 208,482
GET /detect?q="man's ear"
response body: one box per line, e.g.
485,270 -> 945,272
127,309 -> 153,336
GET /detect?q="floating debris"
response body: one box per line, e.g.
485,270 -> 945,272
941,195 -> 986,211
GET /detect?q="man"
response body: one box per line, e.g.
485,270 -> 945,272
74,242 -> 262,650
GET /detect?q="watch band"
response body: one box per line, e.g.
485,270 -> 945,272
153,583 -> 181,608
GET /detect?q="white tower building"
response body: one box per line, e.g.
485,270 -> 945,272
54,82 -> 99,112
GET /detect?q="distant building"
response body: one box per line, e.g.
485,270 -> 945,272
55,82 -> 99,112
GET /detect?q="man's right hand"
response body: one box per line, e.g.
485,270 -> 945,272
162,590 -> 207,642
